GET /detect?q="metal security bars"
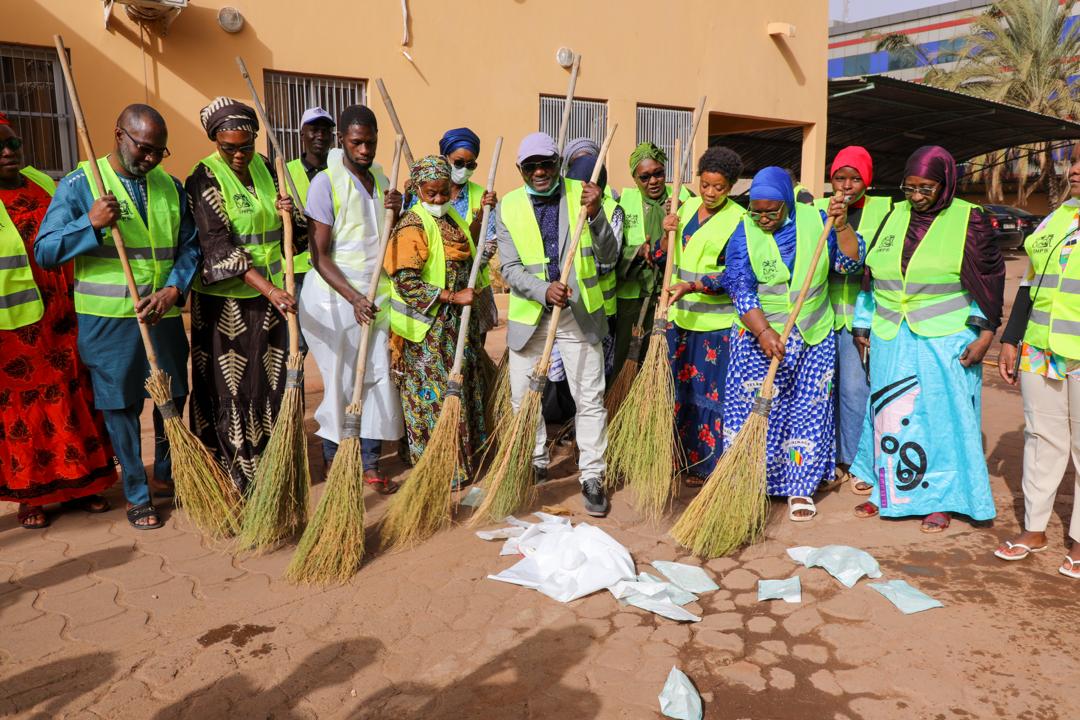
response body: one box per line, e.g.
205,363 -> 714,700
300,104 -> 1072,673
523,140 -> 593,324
539,95 -> 608,150
0,43 -> 77,178
263,70 -> 366,162
636,104 -> 693,181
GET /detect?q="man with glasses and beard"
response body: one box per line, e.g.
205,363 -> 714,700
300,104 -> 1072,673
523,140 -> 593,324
495,131 -> 618,516
36,103 -> 200,530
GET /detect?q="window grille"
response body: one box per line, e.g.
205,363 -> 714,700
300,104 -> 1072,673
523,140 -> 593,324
538,95 -> 608,152
0,43 -> 77,178
636,104 -> 693,181
263,70 -> 366,162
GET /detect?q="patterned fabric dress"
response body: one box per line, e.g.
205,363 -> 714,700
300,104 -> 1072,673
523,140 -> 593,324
185,160 -> 289,490
385,211 -> 488,481
0,179 -> 117,505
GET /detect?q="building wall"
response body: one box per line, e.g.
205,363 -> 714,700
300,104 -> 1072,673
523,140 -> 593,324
5,0 -> 829,194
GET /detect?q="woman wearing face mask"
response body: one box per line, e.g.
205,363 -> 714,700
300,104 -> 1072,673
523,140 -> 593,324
721,167 -> 863,522
660,147 -> 745,487
385,156 -> 489,484
850,146 -> 1003,534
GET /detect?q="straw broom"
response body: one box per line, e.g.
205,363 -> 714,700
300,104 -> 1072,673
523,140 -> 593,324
469,125 -> 617,525
671,195 -> 842,558
604,138 -> 686,519
53,35 -> 241,537
285,136 -> 404,584
237,158 -> 310,550
381,138 -> 504,549
604,291 -> 654,419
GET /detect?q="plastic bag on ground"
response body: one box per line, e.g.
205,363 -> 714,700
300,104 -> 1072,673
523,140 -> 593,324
651,561 -> 720,593
787,545 -> 882,588
758,577 -> 802,603
868,579 -> 944,614
658,666 -> 703,720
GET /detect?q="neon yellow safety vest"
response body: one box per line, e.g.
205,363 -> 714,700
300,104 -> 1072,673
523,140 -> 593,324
0,166 -> 55,330
814,194 -> 892,331
668,197 -> 743,333
794,183 -> 812,202
457,180 -> 492,290
389,205 -> 481,342
738,203 -> 834,346
599,191 -> 619,316
501,178 -> 604,327
193,153 -> 283,299
1023,204 -> 1080,357
285,158 -> 314,274
865,199 -> 973,340
616,184 -> 692,300
74,158 -> 181,318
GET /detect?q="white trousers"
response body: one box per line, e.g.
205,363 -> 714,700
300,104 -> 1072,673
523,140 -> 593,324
1020,371 -> 1080,541
509,310 -> 607,483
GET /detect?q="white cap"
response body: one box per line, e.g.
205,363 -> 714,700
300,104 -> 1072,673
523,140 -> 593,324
300,106 -> 334,127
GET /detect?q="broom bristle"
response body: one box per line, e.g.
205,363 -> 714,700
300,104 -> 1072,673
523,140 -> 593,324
467,388 -> 542,526
670,411 -> 770,558
146,369 -> 241,538
484,349 -> 511,438
285,422 -> 366,584
238,354 -> 310,551
603,358 -> 639,419
605,334 -> 679,519
381,394 -> 461,550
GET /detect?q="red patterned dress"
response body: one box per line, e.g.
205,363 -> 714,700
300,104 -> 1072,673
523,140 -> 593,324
0,177 -> 117,506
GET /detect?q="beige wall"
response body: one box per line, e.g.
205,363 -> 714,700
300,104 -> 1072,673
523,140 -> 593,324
6,0 -> 828,194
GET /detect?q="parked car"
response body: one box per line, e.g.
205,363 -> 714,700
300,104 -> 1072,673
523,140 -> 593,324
984,204 -> 1044,249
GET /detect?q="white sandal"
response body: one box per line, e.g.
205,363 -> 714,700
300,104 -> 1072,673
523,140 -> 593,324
787,496 -> 817,523
1059,556 -> 1080,579
993,541 -> 1048,562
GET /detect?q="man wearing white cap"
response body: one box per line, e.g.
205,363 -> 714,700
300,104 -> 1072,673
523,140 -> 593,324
285,107 -> 335,299
495,131 -> 618,516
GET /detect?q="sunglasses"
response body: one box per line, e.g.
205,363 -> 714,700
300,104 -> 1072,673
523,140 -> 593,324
218,140 -> 256,155
120,127 -> 170,158
520,159 -> 559,174
451,158 -> 478,170
900,184 -> 938,198
747,208 -> 785,222
0,137 -> 23,153
637,169 -> 666,183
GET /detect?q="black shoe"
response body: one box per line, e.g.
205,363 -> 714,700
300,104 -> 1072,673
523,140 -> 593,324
581,477 -> 609,517
532,465 -> 549,484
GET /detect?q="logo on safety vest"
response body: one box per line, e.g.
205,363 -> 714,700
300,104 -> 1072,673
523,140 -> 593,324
625,214 -> 639,229
1032,234 -> 1053,252
760,258 -> 779,281
118,199 -> 134,221
232,193 -> 254,214
878,234 -> 895,251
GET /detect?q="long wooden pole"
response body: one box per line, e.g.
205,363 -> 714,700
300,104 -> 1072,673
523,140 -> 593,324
556,54 -> 581,156
275,156 -> 301,357
374,79 -> 415,168
681,96 -> 707,173
655,137 -> 684,322
53,35 -> 160,370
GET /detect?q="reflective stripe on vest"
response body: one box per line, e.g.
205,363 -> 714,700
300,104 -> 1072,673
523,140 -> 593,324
737,203 -> 834,346
74,158 -> 181,318
667,196 -> 742,332
0,166 -> 54,329
815,194 -> 891,331
389,205 -> 477,342
193,153 -> 283,299
501,178 -> 603,327
1023,204 -> 1080,356
616,184 -> 691,300
286,158 -> 313,274
865,199 -> 972,340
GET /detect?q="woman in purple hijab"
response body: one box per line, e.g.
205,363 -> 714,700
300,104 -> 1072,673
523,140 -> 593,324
850,145 -> 1004,533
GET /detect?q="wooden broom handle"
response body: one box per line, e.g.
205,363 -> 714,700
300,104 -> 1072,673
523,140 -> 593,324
449,137 -> 503,379
759,193 -> 843,396
236,56 -> 306,214
555,54 -> 581,156
374,79 -> 415,168
275,156 -> 301,357
53,35 -> 160,372
348,135 -> 403,408
655,137 -> 684,321
536,123 -> 618,368
680,97 -> 707,172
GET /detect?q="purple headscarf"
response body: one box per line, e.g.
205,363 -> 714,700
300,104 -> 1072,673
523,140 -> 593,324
903,145 -> 957,214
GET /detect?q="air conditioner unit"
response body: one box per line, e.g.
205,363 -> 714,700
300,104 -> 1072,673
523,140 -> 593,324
103,0 -> 188,34
113,0 -> 189,8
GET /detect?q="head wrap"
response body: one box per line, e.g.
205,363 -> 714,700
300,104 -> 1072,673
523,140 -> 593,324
439,127 -> 480,157
517,132 -> 558,163
0,112 -> 9,126
407,154 -> 451,195
199,97 -> 258,140
903,145 -> 957,214
339,104 -> 378,131
749,166 -> 796,211
564,137 -> 600,162
830,146 -> 873,187
628,142 -> 667,173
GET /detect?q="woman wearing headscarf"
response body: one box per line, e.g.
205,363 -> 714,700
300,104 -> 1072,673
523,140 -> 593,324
385,156 -> 488,483
814,147 -> 893,491
185,97 -> 297,491
0,113 -> 116,528
851,145 -> 1003,533
722,167 -> 863,522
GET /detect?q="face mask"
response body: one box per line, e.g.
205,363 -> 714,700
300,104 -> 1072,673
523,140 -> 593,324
421,201 -> 448,218
703,195 -> 728,210
525,182 -> 560,197
450,165 -> 474,185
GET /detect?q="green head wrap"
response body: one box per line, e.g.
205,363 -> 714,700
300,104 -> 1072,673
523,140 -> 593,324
628,142 -> 668,173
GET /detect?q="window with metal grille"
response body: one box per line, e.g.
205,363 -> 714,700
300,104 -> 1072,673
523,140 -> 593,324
636,104 -> 693,181
538,95 -> 608,150
0,43 -> 77,178
263,70 -> 366,162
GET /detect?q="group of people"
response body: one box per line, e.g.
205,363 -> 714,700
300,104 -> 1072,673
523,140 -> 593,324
1,97 -> 1078,577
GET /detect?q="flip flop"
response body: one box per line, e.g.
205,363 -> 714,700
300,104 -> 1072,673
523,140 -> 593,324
920,512 -> 951,534
17,506 -> 50,530
853,501 -> 879,519
850,478 -> 873,496
994,541 -> 1048,561
126,503 -> 162,531
787,496 -> 817,522
364,475 -> 399,495
1059,556 -> 1080,579
60,495 -> 111,514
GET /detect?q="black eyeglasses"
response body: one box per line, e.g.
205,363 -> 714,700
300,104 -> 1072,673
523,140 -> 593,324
120,127 -> 170,158
637,169 -> 666,183
217,140 -> 256,155
900,184 -> 938,198
451,158 -> 478,170
0,137 -> 23,153
520,159 -> 559,174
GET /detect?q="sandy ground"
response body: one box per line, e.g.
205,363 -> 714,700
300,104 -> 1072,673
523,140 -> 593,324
2,250 -> 1078,719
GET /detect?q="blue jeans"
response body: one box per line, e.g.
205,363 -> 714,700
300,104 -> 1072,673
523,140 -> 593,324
101,396 -> 185,506
322,437 -> 381,471
835,328 -> 870,466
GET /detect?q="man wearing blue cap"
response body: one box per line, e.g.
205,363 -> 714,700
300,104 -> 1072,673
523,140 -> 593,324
285,107 -> 335,300
495,131 -> 619,516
